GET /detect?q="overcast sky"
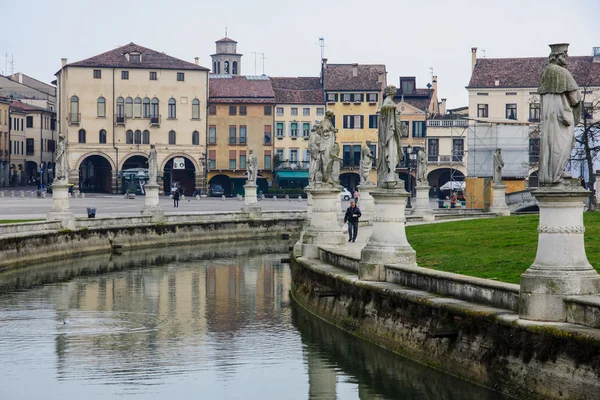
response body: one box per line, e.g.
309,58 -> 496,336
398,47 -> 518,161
1,0 -> 598,108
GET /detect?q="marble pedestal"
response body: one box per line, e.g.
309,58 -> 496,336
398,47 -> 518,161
295,185 -> 346,259
412,184 -> 435,221
359,188 -> 417,281
519,182 -> 600,321
490,184 -> 510,216
46,182 -> 75,228
141,184 -> 164,222
242,184 -> 261,218
357,184 -> 375,223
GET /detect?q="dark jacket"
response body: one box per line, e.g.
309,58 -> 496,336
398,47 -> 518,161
172,189 -> 180,200
344,206 -> 362,223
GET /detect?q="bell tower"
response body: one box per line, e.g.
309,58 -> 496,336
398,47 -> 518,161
211,36 -> 243,75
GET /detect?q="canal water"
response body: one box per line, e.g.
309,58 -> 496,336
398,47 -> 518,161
0,248 -> 505,399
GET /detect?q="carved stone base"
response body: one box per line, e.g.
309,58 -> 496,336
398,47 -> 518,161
141,184 -> 164,222
47,182 -> 74,228
244,184 -> 258,206
490,184 -> 510,216
519,182 -> 600,321
296,186 -> 346,259
357,184 -> 375,223
412,184 -> 435,221
359,188 -> 416,281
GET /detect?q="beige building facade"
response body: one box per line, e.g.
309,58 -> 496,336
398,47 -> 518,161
8,105 -> 26,185
0,97 -> 10,187
56,43 -> 209,194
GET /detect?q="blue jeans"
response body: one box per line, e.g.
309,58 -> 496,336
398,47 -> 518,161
348,221 -> 358,241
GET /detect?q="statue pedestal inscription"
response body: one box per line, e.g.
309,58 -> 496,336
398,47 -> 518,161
242,184 -> 261,217
412,184 -> 435,221
490,184 -> 510,216
47,182 -> 75,228
359,188 -> 417,281
141,184 -> 164,221
519,182 -> 600,321
357,184 -> 375,223
296,186 -> 346,259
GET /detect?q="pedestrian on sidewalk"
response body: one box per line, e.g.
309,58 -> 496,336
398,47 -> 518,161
172,187 -> 180,208
344,200 -> 362,243
353,189 -> 359,204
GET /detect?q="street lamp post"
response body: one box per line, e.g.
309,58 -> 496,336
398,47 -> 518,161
407,144 -> 417,208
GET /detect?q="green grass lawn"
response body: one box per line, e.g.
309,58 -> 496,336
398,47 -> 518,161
405,213 -> 600,284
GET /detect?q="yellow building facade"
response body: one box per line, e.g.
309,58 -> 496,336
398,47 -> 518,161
8,105 -> 26,185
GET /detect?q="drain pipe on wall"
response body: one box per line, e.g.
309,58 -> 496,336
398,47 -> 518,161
112,67 -> 119,194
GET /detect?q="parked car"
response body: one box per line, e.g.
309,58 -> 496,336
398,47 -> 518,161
340,188 -> 352,201
210,184 -> 225,197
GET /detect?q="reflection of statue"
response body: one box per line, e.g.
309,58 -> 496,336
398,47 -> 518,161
377,85 -> 404,188
55,133 -> 69,182
307,110 -> 337,186
247,149 -> 258,184
493,148 -> 504,185
416,148 -> 427,185
148,145 -> 158,185
360,140 -> 375,186
538,43 -> 581,184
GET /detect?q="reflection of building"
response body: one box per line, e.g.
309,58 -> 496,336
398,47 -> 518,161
322,60 -> 386,190
55,43 -> 210,194
271,77 -> 325,189
0,96 -> 10,187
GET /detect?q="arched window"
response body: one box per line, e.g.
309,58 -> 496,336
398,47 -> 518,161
224,60 -> 230,74
134,97 -> 142,118
126,129 -> 133,144
70,96 -> 79,122
116,97 -> 124,117
99,129 -> 107,144
151,97 -> 159,118
134,129 -> 142,144
168,130 -> 176,145
97,97 -> 106,118
125,97 -> 133,118
168,98 -> 176,119
232,61 -> 238,75
213,61 -> 217,73
142,130 -> 150,144
192,130 -> 199,145
78,129 -> 86,143
192,98 -> 200,120
143,97 -> 151,118
217,61 -> 221,74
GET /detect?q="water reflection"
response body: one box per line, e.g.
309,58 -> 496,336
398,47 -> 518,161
0,248 -> 505,399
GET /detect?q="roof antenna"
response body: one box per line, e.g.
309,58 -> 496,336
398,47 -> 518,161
317,37 -> 325,60
482,49 -> 486,58
261,53 -> 266,75
225,17 -> 228,37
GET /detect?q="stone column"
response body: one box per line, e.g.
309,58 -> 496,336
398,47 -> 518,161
490,184 -> 510,216
295,186 -> 346,259
357,184 -> 375,223
359,188 -> 417,281
242,183 -> 261,218
47,182 -> 75,228
141,183 -> 164,222
412,183 -> 435,221
519,181 -> 600,321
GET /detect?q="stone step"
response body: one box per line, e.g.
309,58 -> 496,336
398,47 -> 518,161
565,295 -> 600,329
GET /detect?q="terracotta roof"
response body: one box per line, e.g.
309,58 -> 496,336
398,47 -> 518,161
9,100 -> 53,113
467,56 -> 600,88
64,43 -> 209,71
271,77 -> 324,104
209,75 -> 275,104
216,37 -> 237,43
323,64 -> 386,91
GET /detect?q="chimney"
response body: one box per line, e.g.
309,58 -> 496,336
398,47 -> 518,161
494,76 -> 500,87
194,57 -> 199,65
61,58 -> 68,67
352,63 -> 358,77
322,58 -> 328,68
440,98 -> 447,115
471,47 -> 477,72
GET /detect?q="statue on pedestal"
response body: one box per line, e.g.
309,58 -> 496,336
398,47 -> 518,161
308,109 -> 338,186
377,85 -> 404,188
493,148 -> 504,185
247,149 -> 258,184
416,148 -> 427,185
360,140 -> 375,186
148,145 -> 158,185
538,43 -> 581,185
55,133 -> 69,183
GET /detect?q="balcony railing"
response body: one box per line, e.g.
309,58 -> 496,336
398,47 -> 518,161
150,115 -> 161,126
427,154 -> 464,163
68,113 -> 81,124
342,159 -> 377,169
427,119 -> 468,127
275,160 -> 309,170
115,114 -> 125,125
528,117 -> 540,123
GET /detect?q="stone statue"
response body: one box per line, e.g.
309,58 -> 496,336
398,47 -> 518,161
360,140 -> 375,186
55,133 -> 69,183
416,148 -> 427,185
307,109 -> 337,186
493,148 -> 504,185
330,142 -> 342,186
377,85 -> 404,188
147,145 -> 158,185
538,43 -> 581,185
247,149 -> 258,184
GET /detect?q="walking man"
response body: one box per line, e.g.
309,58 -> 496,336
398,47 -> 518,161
172,187 -> 180,208
344,200 -> 362,243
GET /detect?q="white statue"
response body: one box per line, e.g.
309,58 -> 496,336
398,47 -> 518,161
360,140 -> 375,186
416,148 -> 427,185
148,145 -> 158,185
247,149 -> 258,184
538,43 -> 581,184
55,133 -> 69,183
331,142 -> 342,186
493,148 -> 504,185
307,109 -> 337,186
377,85 -> 405,188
